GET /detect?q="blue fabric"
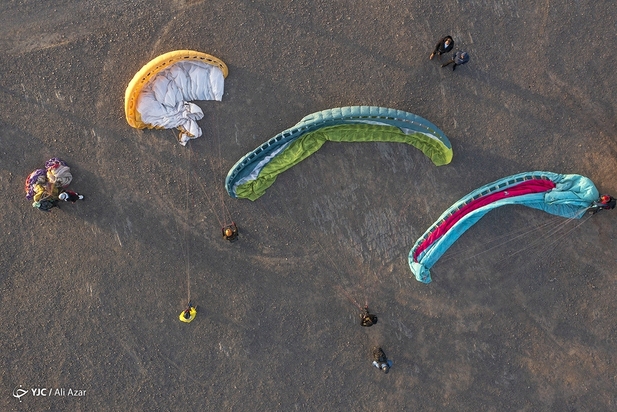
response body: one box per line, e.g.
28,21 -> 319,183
409,172 -> 599,283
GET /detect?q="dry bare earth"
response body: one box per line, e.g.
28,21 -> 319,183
1,0 -> 616,411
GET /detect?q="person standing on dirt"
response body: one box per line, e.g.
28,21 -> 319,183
360,306 -> 378,327
372,347 -> 392,373
441,50 -> 470,71
430,35 -> 454,60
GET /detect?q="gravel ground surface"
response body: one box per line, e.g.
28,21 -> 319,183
1,0 -> 616,410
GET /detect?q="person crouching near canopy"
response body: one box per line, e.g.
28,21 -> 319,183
360,306 -> 378,327
32,175 -> 84,212
179,302 -> 197,323
598,195 -> 616,210
222,223 -> 239,242
372,347 -> 393,374
590,194 -> 616,214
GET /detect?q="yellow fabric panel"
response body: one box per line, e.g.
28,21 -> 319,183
33,183 -> 59,202
179,307 -> 197,323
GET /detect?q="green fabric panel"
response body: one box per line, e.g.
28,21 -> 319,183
235,123 -> 453,200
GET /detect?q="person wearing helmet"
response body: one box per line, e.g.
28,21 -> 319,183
590,194 -> 616,214
59,190 -> 84,203
372,347 -> 393,374
599,195 -> 616,209
360,306 -> 378,327
179,302 -> 197,323
429,35 -> 454,60
222,223 -> 239,242
441,50 -> 470,71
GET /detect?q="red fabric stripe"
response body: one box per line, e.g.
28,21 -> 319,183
413,179 -> 556,261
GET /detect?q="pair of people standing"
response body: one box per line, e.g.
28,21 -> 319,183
430,35 -> 470,71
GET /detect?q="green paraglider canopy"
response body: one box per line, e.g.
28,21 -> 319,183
225,106 -> 453,200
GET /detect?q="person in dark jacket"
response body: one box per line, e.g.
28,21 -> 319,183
589,194 -> 616,214
59,190 -> 84,203
441,51 -> 470,71
360,306 -> 378,327
430,36 -> 454,60
598,195 -> 616,210
222,223 -> 239,242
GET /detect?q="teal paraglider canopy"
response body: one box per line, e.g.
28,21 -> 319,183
409,171 -> 602,284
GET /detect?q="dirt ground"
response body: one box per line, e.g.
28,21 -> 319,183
1,0 -> 616,410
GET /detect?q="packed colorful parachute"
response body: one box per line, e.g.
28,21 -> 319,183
25,158 -> 73,200
408,171 -> 603,283
124,50 -> 228,146
225,106 -> 453,200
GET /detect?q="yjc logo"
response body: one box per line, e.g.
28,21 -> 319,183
12,385 -> 28,402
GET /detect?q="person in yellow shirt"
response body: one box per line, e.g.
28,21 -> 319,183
179,302 -> 197,323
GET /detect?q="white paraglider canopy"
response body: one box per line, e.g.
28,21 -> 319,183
125,50 -> 228,145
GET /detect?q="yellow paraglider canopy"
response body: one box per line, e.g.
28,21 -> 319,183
124,50 -> 228,129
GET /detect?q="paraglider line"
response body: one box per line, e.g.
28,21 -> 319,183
498,212 -> 590,263
187,155 -> 234,229
189,165 -> 225,228
196,104 -> 235,227
184,148 -> 192,303
344,237 -> 378,308
316,236 -> 370,309
333,285 -> 363,311
442,212 -> 588,267
212,105 -> 235,226
439,214 -> 567,263
261,186 -> 372,310
182,141 -> 226,230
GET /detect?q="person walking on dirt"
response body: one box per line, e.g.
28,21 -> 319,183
441,50 -> 470,71
360,306 -> 378,327
372,347 -> 392,373
430,36 -> 454,60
